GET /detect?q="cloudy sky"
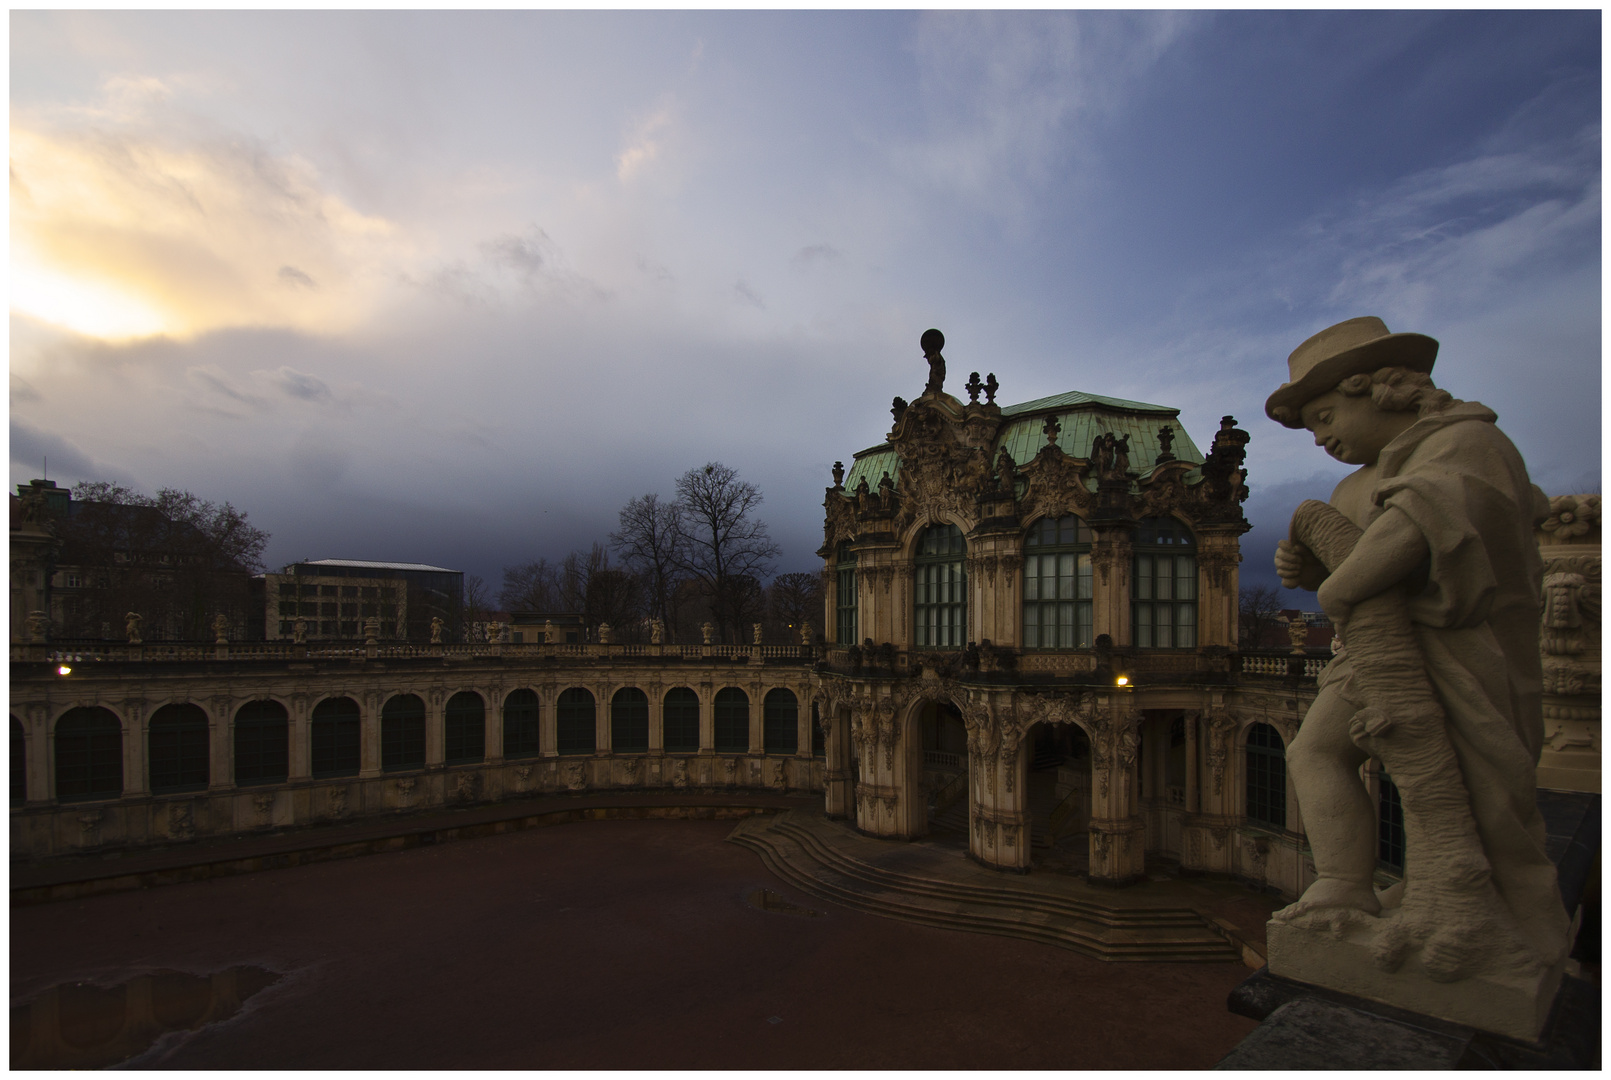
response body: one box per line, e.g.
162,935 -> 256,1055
10,10 -> 1601,600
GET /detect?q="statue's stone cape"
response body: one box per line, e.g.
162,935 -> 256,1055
1322,400 -> 1567,964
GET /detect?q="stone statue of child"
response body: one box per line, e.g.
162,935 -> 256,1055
1266,316 -> 1568,983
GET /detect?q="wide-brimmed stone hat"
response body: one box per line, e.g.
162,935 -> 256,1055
1265,316 -> 1438,428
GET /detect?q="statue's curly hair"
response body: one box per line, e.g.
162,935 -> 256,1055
1335,366 -> 1453,417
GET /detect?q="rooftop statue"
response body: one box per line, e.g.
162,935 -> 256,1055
1265,316 -> 1569,1034
920,328 -> 945,397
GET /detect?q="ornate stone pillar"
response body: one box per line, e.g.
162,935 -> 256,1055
1089,526 -> 1135,646
698,681 -> 714,754
540,682 -> 558,757
485,684 -> 505,763
748,681 -> 764,755
1184,709 -> 1200,814
648,681 -> 665,754
596,683 -> 613,754
1087,697 -> 1144,884
821,701 -> 851,818
1535,494 -> 1601,793
27,704 -> 50,804
1194,529 -> 1243,649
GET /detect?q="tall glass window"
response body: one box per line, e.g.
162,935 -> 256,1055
148,703 -> 210,794
1133,517 -> 1197,648
835,541 -> 858,646
311,698 -> 361,778
763,689 -> 798,754
557,688 -> 596,755
915,524 -> 966,648
663,688 -> 700,753
503,689 -> 541,759
234,700 -> 289,786
55,707 -> 122,803
444,692 -> 486,764
1023,515 -> 1093,648
1378,771 -> 1406,871
611,688 -> 649,753
382,694 -> 426,772
714,688 -> 750,753
1245,723 -> 1286,829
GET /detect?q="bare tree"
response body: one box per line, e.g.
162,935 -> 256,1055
1239,584 -> 1286,650
673,462 -> 781,643
557,543 -> 611,613
585,567 -> 647,640
500,558 -> 560,612
767,571 -> 825,643
610,493 -> 686,632
463,574 -> 495,641
53,482 -> 269,640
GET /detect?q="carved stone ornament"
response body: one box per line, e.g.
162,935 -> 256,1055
253,792 -> 275,819
453,772 -> 480,802
889,400 -> 996,537
564,760 -> 588,790
672,758 -> 690,788
328,787 -> 349,818
168,802 -> 195,840
1205,710 -> 1237,796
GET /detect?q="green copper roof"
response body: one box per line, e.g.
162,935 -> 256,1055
996,411 -> 1204,472
1000,389 -> 1177,416
843,445 -> 899,491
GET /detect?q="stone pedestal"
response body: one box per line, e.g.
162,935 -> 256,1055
1266,920 -> 1565,1043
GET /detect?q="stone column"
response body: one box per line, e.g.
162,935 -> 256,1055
289,695 -> 311,780
795,689 -> 811,759
822,705 -> 851,818
1087,698 -> 1145,884
969,694 -> 1031,870
485,687 -> 505,763
1185,709 -> 1200,814
122,699 -> 149,797
27,707 -> 50,803
597,684 -> 613,754
748,685 -> 764,755
1089,525 -> 1135,646
359,693 -> 382,778
698,681 -> 714,754
648,684 -> 665,753
1194,530 -> 1243,649
540,683 -> 558,757
424,691 -> 445,767
209,696 -> 234,790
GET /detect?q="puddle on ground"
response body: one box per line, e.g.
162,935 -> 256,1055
745,888 -> 825,918
11,965 -> 281,1070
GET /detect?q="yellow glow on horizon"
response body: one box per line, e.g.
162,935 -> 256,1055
10,123 -> 404,343
11,254 -> 173,340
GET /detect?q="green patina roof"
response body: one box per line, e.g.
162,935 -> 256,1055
839,390 -> 1205,496
999,389 -> 1178,416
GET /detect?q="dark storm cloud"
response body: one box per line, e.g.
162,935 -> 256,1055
481,227 -> 552,278
10,418 -> 133,484
733,280 -> 765,309
792,244 -> 842,267
261,366 -> 333,403
277,265 -> 318,288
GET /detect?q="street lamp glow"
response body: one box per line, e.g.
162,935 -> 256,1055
57,665 -> 72,676
1114,675 -> 1129,687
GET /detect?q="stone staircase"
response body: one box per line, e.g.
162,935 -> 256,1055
729,810 -> 1241,963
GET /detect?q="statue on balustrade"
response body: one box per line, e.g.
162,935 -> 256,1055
1266,316 -> 1568,995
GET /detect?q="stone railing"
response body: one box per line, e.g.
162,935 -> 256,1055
14,640 -> 815,665
1235,650 -> 1325,679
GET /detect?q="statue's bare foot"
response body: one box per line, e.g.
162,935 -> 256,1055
1272,877 -> 1382,928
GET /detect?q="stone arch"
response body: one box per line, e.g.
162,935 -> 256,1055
501,688 -> 541,760
897,690 -> 971,841
53,706 -> 124,803
713,686 -> 750,754
898,512 -> 971,559
51,703 -> 127,735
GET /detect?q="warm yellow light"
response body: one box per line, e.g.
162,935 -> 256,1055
1114,675 -> 1129,686
57,665 -> 72,676
11,258 -> 171,340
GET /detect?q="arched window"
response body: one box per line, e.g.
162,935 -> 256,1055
503,690 -> 541,759
764,689 -> 799,755
311,697 -> 361,779
12,716 -> 26,807
382,694 -> 426,772
1378,770 -> 1405,872
714,688 -> 750,753
234,700 -> 288,786
444,692 -> 485,764
1023,514 -> 1093,648
835,541 -> 858,646
663,688 -> 700,753
1244,723 -> 1286,829
611,688 -> 649,753
148,703 -> 209,794
55,707 -> 122,803
557,688 -> 596,755
1133,517 -> 1197,648
915,523 -> 966,648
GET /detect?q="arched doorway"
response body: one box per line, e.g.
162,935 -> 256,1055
1023,720 -> 1091,874
916,700 -> 968,844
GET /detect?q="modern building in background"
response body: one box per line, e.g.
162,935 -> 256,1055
271,560 -> 462,643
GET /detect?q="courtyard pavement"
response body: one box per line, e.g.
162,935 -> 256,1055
11,817 -> 1261,1069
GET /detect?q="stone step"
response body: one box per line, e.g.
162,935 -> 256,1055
729,812 -> 1240,963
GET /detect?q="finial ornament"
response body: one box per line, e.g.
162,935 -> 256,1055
921,328 -> 945,396
831,461 -> 845,488
965,372 -> 982,403
984,373 -> 998,405
1042,415 -> 1061,445
1156,424 -> 1176,463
